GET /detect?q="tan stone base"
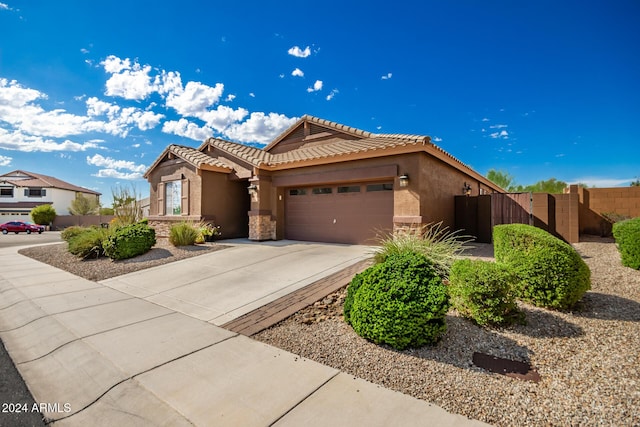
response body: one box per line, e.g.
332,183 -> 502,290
249,214 -> 276,241
148,216 -> 202,238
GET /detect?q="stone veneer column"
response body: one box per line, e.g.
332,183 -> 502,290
248,174 -> 276,241
248,212 -> 276,241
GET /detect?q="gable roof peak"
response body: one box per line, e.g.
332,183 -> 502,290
264,115 -> 374,152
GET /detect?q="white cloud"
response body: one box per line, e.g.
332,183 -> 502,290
307,80 -> 323,92
433,136 -> 443,142
85,97 -> 164,137
481,117 -> 490,122
101,55 -> 158,100
326,89 -> 339,101
226,94 -> 236,102
291,68 -> 304,77
489,124 -> 508,129
162,118 -> 213,141
101,55 -> 131,73
287,46 -> 311,58
490,130 -> 509,139
80,48 -> 89,54
249,92 -> 255,97
86,154 -> 146,173
224,112 -> 297,144
0,3 -> 11,10
0,78 -> 44,107
279,74 -> 285,79
92,169 -> 144,180
0,128 -> 100,152
86,97 -> 120,118
198,105 -> 248,133
166,81 -> 224,117
381,73 -> 392,80
0,155 -> 12,166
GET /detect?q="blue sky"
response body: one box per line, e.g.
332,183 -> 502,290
1,1 -> 638,205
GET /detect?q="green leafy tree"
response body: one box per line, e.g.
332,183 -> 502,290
523,178 -> 567,194
631,179 -> 640,187
486,169 -> 516,191
31,204 -> 57,225
68,193 -> 100,215
99,207 -> 115,215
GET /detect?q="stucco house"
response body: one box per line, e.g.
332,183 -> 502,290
0,170 -> 101,222
144,115 -> 503,244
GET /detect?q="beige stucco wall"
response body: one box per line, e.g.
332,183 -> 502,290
147,159 -> 202,218
200,170 -> 250,238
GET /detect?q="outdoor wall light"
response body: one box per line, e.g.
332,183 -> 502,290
463,182 -> 472,196
247,184 -> 258,195
399,174 -> 409,188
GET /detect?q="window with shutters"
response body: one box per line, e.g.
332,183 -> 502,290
25,188 -> 46,197
165,181 -> 182,215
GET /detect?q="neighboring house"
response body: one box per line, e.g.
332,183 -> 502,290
139,197 -> 150,218
0,170 -> 101,222
145,115 -> 504,244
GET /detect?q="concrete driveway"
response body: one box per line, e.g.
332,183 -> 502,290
100,239 -> 374,325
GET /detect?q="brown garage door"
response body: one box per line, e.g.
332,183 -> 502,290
285,182 -> 393,244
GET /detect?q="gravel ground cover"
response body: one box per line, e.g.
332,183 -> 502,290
254,236 -> 640,426
18,239 -> 226,281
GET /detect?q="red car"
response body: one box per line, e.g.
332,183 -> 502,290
0,221 -> 44,234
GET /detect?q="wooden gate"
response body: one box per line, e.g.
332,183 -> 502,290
455,193 -> 532,243
491,193 -> 533,227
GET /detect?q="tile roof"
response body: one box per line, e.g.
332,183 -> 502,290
205,116 -> 474,171
167,144 -> 233,170
268,134 -> 431,165
146,115 -> 485,188
205,138 -> 272,167
0,170 -> 100,195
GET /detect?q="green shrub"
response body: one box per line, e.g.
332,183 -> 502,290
613,217 -> 640,270
61,226 -> 90,242
493,224 -> 591,309
348,252 -> 450,350
344,268 -> 374,325
169,221 -> 199,246
102,222 -> 156,260
373,222 -> 471,279
68,227 -> 110,259
449,259 -> 523,326
31,204 -> 56,225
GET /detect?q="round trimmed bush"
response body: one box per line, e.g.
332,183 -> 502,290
613,217 -> 640,270
348,252 -> 450,350
449,259 -> 523,326
343,269 -> 369,326
493,224 -> 591,309
102,222 -> 156,260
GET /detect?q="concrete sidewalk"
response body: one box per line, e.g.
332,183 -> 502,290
0,243 -> 489,426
